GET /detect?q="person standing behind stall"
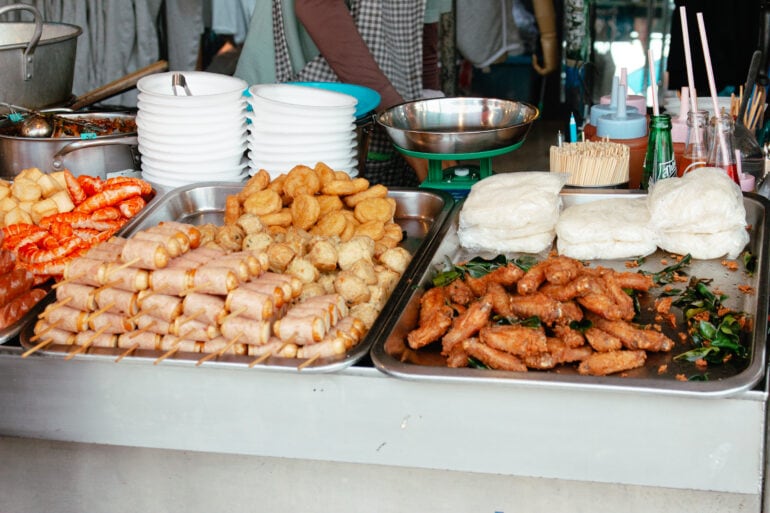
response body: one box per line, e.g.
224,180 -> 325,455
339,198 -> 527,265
234,0 -> 451,186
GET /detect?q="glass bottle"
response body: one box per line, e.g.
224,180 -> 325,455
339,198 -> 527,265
641,113 -> 677,189
678,110 -> 709,175
706,112 -> 740,185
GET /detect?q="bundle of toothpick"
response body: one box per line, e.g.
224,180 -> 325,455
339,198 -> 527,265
549,140 -> 630,186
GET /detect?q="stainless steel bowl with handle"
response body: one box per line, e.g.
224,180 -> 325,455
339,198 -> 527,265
376,97 -> 540,155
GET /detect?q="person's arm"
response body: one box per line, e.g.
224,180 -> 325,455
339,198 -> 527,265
531,0 -> 559,76
294,0 -> 403,110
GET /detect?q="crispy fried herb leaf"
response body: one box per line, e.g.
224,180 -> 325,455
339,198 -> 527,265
648,254 -> 692,285
569,318 -> 593,333
494,315 -> 542,327
467,356 -> 489,369
432,254 -> 535,287
742,250 -> 757,276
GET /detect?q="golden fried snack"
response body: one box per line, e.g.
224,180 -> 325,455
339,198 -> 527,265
577,349 -> 646,376
337,236 -> 375,269
312,210 -> 347,237
307,239 -> 338,272
383,222 -> 403,242
238,169 -> 271,200
268,174 -> 287,194
322,177 -> 369,196
441,298 -> 493,354
343,184 -> 388,207
259,208 -> 293,227
377,235 -> 400,250
236,213 -> 264,234
462,338 -> 528,372
316,194 -> 344,216
215,224 -> 245,251
290,194 -> 321,230
243,189 -> 282,216
334,270 -> 371,305
354,197 -> 395,224
479,324 -> 548,357
224,195 -> 241,225
378,247 -> 412,274
354,220 -> 385,241
267,225 -> 288,236
334,171 -> 352,181
283,165 -> 321,197
197,223 -> 218,246
584,327 -> 623,352
313,162 -> 337,186
339,219 -> 356,242
243,232 -> 273,252
286,257 -> 320,284
349,259 -> 378,285
267,242 -> 296,272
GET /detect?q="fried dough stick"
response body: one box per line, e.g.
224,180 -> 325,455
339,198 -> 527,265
523,337 -> 593,370
462,338 -> 528,372
465,262 -> 525,296
441,298 -> 492,354
578,349 -> 647,376
407,287 -> 453,350
588,314 -> 675,352
479,324 -> 548,357
584,327 -> 623,352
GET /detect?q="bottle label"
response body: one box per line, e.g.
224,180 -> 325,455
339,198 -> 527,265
651,158 -> 677,184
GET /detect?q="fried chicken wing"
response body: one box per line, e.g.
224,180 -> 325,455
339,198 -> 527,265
418,286 -> 448,324
465,262 -> 525,296
584,327 -> 623,352
485,281 -> 514,318
614,272 -> 654,291
445,338 -> 471,368
479,324 -> 547,357
516,261 -> 548,295
577,349 -> 647,376
509,292 -> 564,325
446,278 -> 475,305
441,298 -> 492,354
407,311 -> 453,350
589,314 -> 675,352
462,338 -> 528,372
577,293 -> 628,321
539,275 -> 597,301
522,337 -> 592,369
552,324 -> 585,348
543,256 -> 584,285
600,271 -> 635,321
556,300 -> 584,324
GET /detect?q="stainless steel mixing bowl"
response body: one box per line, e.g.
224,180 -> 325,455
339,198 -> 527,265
376,97 -> 539,154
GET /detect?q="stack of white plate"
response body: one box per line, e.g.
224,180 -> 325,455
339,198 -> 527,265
247,83 -> 359,178
136,71 -> 249,188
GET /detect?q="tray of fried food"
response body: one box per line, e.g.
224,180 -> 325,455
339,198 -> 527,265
371,190 -> 769,398
19,163 -> 455,372
0,169 -> 156,344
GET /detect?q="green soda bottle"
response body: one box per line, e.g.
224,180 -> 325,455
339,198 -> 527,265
641,113 -> 677,189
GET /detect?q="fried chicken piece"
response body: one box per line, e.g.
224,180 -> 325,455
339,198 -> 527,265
418,286 -> 448,325
407,311 -> 453,350
613,271 -> 654,291
479,324 -> 547,357
588,314 -> 675,352
599,271 -> 635,321
485,281 -> 514,317
465,262 -> 525,296
462,338 -> 528,372
445,338 -> 471,368
543,256 -> 584,285
446,278 -> 475,305
509,292 -> 563,325
557,300 -> 584,324
551,324 -> 585,348
441,298 -> 492,354
539,275 -> 598,301
577,349 -> 647,376
516,260 -> 548,295
577,292 -> 628,321
522,337 -> 593,369
584,327 -> 623,352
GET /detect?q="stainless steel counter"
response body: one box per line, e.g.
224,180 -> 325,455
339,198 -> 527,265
0,342 -> 766,512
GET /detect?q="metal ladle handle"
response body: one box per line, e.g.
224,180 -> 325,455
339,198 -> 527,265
0,4 -> 43,81
52,136 -> 139,171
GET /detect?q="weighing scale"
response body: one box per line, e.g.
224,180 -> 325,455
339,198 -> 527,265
395,140 -> 526,199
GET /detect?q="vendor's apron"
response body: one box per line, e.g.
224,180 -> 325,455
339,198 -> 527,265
271,0 -> 427,186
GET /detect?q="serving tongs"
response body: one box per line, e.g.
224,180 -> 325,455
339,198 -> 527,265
172,73 -> 192,96
0,102 -> 104,137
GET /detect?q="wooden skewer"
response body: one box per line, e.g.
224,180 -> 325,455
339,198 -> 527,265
84,301 -> 116,324
94,279 -> 120,292
65,326 -> 108,360
114,343 -> 139,363
297,353 -> 321,370
52,272 -> 85,289
106,257 -> 141,276
29,320 -> 60,342
248,342 -> 288,368
221,306 -> 247,323
21,338 -> 54,358
177,308 -> 204,328
39,296 -> 72,319
154,330 -> 194,365
196,332 -> 243,367
179,281 -> 211,296
128,320 -> 156,338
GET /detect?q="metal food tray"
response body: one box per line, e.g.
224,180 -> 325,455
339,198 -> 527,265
1,184 -> 161,346
371,190 -> 770,398
21,182 -> 455,373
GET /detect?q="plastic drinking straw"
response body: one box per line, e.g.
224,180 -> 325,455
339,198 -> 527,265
679,7 -> 699,122
696,12 -> 729,167
648,49 -> 659,116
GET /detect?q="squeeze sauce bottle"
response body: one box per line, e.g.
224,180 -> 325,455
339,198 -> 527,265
584,75 -> 640,141
592,85 -> 648,189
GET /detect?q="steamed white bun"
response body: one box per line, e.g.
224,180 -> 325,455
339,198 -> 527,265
458,172 -> 565,253
556,197 -> 658,259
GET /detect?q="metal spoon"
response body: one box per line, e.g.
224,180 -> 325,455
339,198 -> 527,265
20,114 -> 53,137
172,73 -> 192,96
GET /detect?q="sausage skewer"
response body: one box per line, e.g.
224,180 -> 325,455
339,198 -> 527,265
297,353 -> 321,370
22,337 -> 54,357
195,332 -> 243,367
39,296 -> 72,319
65,326 -> 108,360
154,329 -> 195,365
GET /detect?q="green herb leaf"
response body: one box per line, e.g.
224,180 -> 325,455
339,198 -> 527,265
742,251 -> 757,275
569,318 -> 593,333
649,254 -> 692,285
467,356 -> 489,369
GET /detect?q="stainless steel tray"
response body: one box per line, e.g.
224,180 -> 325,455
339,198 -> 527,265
371,190 -> 770,398
1,184 -> 161,346
21,182 -> 455,373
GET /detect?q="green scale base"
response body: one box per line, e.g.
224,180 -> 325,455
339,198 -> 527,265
395,141 -> 525,198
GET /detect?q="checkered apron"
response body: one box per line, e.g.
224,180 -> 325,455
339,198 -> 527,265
271,0 -> 427,186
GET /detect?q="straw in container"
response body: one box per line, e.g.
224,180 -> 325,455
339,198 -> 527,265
549,140 -> 630,186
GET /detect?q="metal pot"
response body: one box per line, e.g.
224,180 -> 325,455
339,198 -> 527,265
0,112 -> 140,180
0,3 -> 81,111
